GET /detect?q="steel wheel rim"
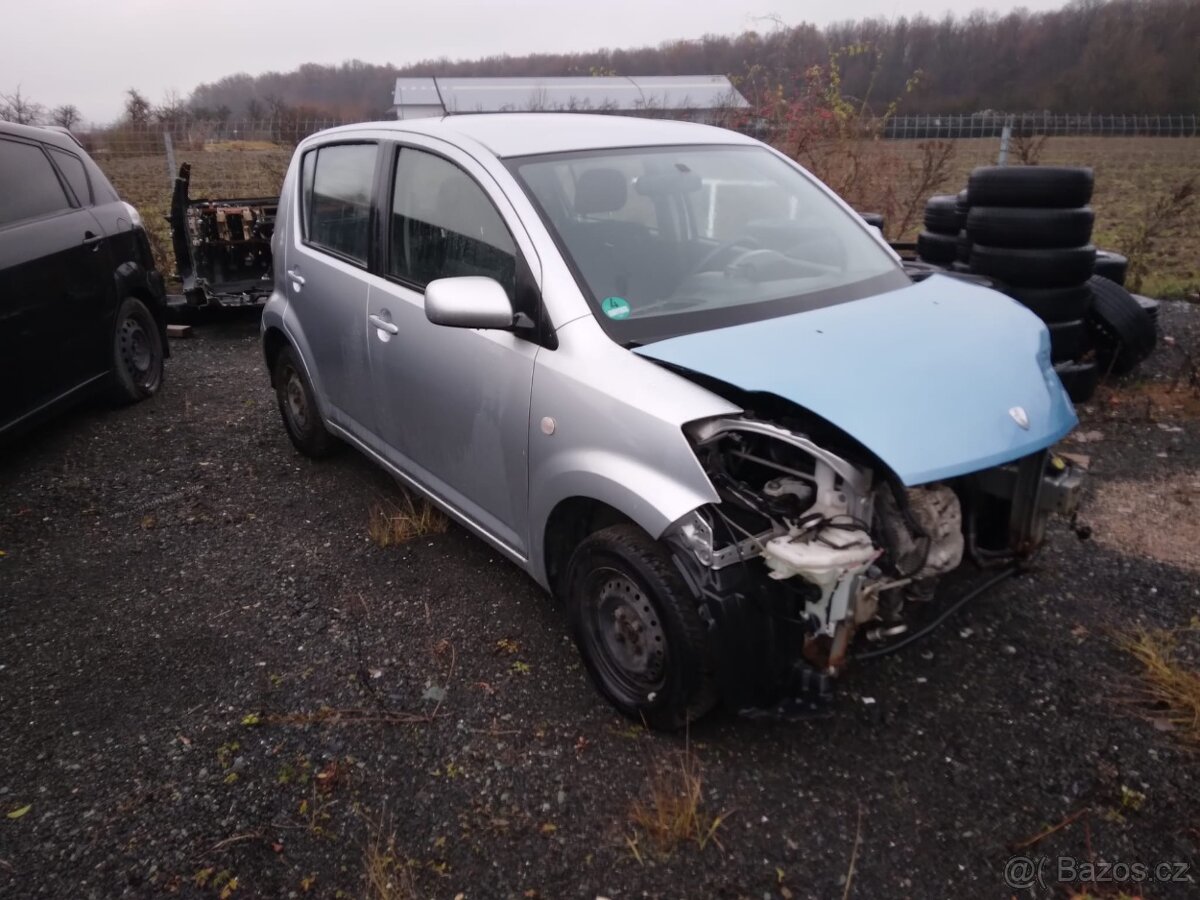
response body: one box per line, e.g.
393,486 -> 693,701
118,314 -> 159,391
582,566 -> 667,703
284,367 -> 310,430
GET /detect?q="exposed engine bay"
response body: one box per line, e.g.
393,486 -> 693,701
666,410 -> 1084,716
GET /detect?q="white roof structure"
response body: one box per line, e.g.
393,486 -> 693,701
390,76 -> 748,121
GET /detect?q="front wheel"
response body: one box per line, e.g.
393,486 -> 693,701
565,524 -> 717,730
107,297 -> 164,405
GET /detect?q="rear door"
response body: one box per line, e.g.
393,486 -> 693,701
285,141 -> 379,438
0,136 -> 111,430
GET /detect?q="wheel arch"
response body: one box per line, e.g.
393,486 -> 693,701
262,325 -> 291,387
541,497 -> 637,597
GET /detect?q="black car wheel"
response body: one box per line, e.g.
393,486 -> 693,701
970,244 -> 1097,288
107,296 -> 164,404
1087,275 -> 1157,376
272,345 -> 337,457
565,524 -> 717,730
967,165 -> 1094,208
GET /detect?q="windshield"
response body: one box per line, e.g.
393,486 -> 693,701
508,144 -> 907,344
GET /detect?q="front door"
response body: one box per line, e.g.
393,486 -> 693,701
0,136 -> 112,431
365,143 -> 539,559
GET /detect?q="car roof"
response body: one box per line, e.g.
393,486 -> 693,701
0,120 -> 85,152
314,113 -> 758,159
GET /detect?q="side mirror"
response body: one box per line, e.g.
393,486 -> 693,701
424,276 -> 515,329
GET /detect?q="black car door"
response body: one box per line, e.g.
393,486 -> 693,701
0,136 -> 113,430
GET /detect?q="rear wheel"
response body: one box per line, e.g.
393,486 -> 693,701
272,345 -> 337,458
107,297 -> 164,404
565,524 -> 717,730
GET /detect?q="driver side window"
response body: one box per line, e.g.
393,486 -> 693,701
388,148 -> 516,300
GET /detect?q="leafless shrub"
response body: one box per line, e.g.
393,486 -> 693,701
1123,175 -> 1197,293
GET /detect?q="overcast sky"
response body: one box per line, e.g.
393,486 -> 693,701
5,0 -> 1073,125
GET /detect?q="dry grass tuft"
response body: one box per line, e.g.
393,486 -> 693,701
368,493 -> 448,547
1115,622 -> 1200,750
362,811 -> 418,900
628,744 -> 732,858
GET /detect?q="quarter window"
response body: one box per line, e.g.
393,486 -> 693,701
302,143 -> 377,264
0,139 -> 72,226
49,148 -> 92,206
388,148 -> 516,298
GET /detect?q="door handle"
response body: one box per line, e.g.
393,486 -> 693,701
369,313 -> 399,335
286,268 -> 305,285
83,231 -> 104,251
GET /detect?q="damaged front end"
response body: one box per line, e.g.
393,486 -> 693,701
168,163 -> 276,309
664,413 -> 1084,718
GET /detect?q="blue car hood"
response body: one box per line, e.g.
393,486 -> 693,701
634,275 -> 1077,486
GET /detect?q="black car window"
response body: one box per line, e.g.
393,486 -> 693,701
303,143 -> 376,264
0,138 -> 72,226
49,147 -> 91,206
388,147 -> 516,299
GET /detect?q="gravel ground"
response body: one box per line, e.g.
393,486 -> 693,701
1,304 -> 1198,899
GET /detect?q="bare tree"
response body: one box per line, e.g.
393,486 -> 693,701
125,88 -> 152,125
155,89 -> 188,127
51,104 -> 81,129
0,86 -> 45,125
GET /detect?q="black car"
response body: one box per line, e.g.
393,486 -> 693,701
0,121 -> 168,441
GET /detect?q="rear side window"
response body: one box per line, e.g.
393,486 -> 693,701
301,143 -> 377,264
49,147 -> 91,206
0,138 -> 72,226
388,148 -> 516,298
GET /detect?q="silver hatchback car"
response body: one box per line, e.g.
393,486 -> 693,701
263,114 -> 1083,728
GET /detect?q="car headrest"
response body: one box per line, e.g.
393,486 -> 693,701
574,168 -> 627,215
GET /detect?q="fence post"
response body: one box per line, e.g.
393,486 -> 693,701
163,131 -> 176,186
997,114 -> 1013,165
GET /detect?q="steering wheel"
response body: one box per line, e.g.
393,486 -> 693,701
689,236 -> 761,276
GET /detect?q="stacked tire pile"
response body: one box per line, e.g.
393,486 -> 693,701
919,166 -> 1156,403
916,195 -> 964,268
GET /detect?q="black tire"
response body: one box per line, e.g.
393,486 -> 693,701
956,230 -> 971,263
1054,360 -> 1099,404
967,165 -> 1094,208
272,345 -> 338,458
917,230 -> 958,265
970,244 -> 1096,288
1094,250 -> 1129,286
857,211 -> 885,232
565,524 -> 717,730
923,194 -> 962,234
107,296 -> 165,405
965,206 -> 1094,248
1087,275 -> 1156,376
1002,283 -> 1093,322
1135,294 -> 1160,328
1047,319 -> 1088,363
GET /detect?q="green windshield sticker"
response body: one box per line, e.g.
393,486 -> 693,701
601,296 -> 631,319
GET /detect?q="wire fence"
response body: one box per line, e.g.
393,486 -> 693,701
884,113 -> 1200,139
76,116 -> 1200,298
